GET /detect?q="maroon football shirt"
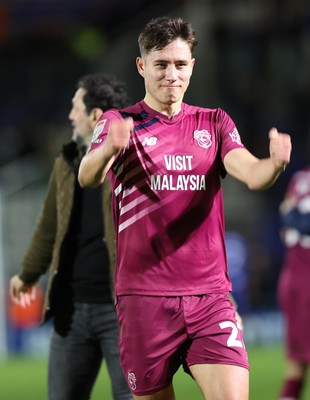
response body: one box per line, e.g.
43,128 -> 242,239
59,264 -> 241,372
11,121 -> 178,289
89,101 -> 245,297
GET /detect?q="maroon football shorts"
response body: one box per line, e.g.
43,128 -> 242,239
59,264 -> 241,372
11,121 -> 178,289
115,293 -> 249,396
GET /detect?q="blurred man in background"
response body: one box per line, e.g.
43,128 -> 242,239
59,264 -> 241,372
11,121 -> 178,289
9,73 -> 132,400
78,16 -> 291,400
277,166 -> 310,400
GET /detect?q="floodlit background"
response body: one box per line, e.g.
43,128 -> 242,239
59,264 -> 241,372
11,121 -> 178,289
0,0 -> 310,397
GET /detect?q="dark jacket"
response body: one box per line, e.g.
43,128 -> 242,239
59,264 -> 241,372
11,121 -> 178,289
19,140 -> 116,323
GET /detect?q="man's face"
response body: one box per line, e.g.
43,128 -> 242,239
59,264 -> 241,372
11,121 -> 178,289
68,88 -> 93,143
136,38 -> 195,110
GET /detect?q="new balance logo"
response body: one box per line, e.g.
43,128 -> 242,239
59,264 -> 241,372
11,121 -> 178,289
142,137 -> 158,146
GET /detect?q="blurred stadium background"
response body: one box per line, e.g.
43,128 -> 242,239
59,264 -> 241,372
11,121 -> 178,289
0,0 -> 310,398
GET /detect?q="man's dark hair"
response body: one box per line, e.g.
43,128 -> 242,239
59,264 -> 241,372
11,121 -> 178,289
77,73 -> 129,114
138,16 -> 198,56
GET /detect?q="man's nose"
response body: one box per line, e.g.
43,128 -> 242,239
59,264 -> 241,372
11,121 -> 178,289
68,109 -> 74,120
165,65 -> 177,80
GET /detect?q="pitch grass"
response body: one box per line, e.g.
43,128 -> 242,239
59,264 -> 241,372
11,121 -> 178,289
1,346 -> 310,399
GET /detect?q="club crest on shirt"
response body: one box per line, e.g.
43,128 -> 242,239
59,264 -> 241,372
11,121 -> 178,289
229,128 -> 242,145
194,129 -> 212,149
91,119 -> 107,143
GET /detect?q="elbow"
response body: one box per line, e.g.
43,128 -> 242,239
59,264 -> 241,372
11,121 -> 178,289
78,159 -> 88,188
78,150 -> 109,188
78,167 -> 105,189
77,159 -> 97,188
78,173 -> 98,189
77,170 -> 94,189
77,167 -> 88,188
78,175 -> 86,189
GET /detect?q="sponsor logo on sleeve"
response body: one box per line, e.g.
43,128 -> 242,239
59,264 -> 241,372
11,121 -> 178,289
229,128 -> 242,145
91,119 -> 107,143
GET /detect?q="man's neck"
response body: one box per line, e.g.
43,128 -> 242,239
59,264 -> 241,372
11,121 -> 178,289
143,97 -> 182,118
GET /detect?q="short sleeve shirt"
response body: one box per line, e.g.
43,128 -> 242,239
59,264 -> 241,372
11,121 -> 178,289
89,101 -> 245,296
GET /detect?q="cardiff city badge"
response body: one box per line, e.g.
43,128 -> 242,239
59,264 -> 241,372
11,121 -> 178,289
193,129 -> 212,149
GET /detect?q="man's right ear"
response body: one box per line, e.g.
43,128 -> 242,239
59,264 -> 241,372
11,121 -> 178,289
136,57 -> 145,77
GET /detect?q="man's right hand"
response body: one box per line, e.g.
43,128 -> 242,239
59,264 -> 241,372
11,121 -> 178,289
105,117 -> 133,157
9,275 -> 36,308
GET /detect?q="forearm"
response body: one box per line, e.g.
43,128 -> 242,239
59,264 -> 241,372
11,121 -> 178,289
245,157 -> 285,191
78,145 -> 114,188
225,128 -> 291,191
19,253 -> 49,285
79,117 -> 133,188
20,230 -> 55,283
225,149 -> 286,191
19,175 -> 57,283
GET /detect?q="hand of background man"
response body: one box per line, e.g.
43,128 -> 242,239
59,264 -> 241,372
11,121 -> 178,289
9,275 -> 37,308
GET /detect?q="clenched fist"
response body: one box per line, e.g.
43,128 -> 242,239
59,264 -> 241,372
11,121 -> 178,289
269,127 -> 292,171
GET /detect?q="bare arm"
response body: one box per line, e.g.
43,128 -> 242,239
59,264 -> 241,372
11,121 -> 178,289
224,127 -> 292,190
78,117 -> 133,188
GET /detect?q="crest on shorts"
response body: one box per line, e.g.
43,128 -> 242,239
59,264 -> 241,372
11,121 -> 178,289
194,130 -> 212,149
128,371 -> 137,391
91,119 -> 107,143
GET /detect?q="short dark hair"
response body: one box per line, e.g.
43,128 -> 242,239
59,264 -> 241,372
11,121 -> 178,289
138,16 -> 198,56
77,73 -> 129,114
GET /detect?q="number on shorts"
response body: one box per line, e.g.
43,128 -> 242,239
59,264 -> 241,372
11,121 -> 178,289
219,321 -> 244,348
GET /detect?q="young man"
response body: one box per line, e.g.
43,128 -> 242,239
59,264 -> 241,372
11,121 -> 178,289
277,166 -> 310,400
78,17 -> 292,400
10,74 -> 132,400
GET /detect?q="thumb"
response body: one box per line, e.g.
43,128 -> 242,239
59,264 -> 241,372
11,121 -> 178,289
269,127 -> 278,140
